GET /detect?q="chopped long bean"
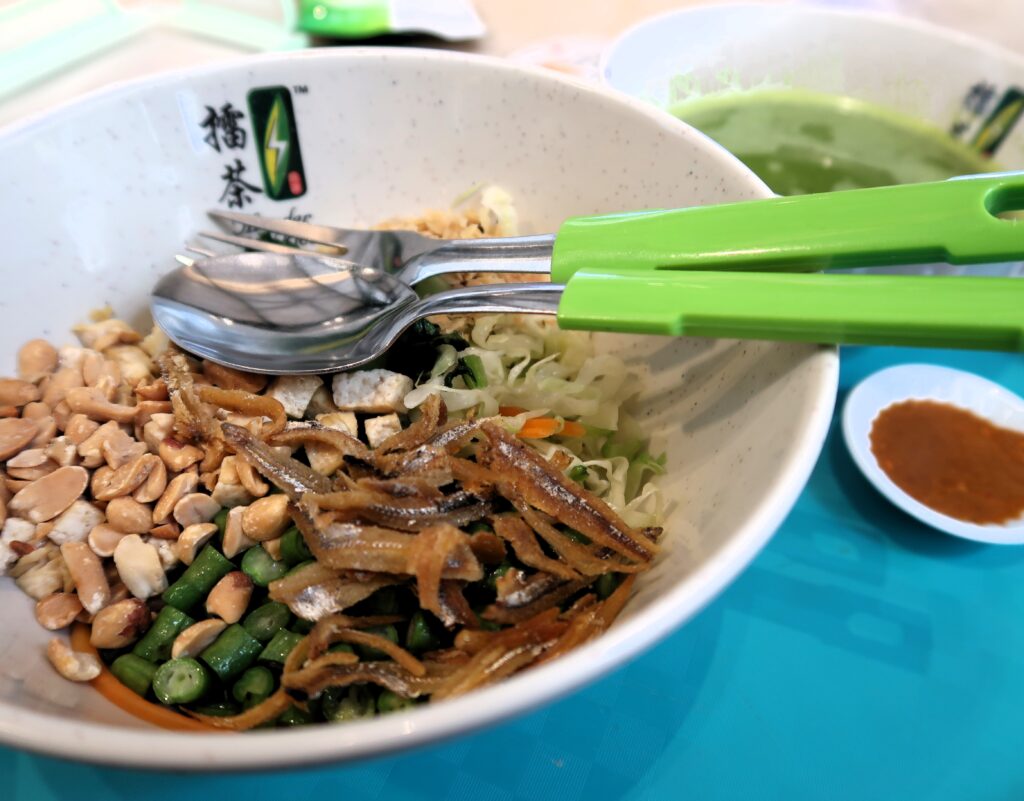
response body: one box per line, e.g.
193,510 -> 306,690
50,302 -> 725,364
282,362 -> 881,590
241,546 -> 289,587
279,526 -> 311,565
232,666 -> 276,707
152,658 -> 209,705
109,653 -> 159,696
132,606 -> 195,662
162,545 -> 234,611
405,611 -> 440,653
242,601 -> 292,643
200,623 -> 263,682
259,628 -> 305,664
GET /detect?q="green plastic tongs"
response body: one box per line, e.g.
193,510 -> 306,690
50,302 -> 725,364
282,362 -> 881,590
161,173 -> 1024,375
550,172 -> 1024,351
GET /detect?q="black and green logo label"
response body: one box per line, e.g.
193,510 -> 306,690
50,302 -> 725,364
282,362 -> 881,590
247,86 -> 307,200
972,87 -> 1024,158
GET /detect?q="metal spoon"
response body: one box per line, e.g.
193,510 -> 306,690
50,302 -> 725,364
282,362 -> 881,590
151,251 -> 562,374
151,250 -> 1024,376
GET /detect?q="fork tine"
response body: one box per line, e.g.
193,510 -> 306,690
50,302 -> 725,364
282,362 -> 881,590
208,209 -> 351,249
199,230 -> 310,255
185,242 -> 218,258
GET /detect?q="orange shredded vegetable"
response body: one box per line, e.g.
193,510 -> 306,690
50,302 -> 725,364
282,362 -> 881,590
70,624 -> 220,733
499,407 -> 586,439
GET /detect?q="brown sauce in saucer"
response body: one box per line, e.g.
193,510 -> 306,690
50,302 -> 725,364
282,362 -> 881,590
869,400 -> 1024,525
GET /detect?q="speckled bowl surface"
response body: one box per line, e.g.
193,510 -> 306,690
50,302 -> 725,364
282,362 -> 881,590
0,49 -> 837,769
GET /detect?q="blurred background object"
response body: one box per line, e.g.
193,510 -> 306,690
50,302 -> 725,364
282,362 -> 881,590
4,0 -> 1024,128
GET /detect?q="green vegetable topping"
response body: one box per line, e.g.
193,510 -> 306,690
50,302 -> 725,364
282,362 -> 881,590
152,658 -> 209,705
240,546 -> 290,587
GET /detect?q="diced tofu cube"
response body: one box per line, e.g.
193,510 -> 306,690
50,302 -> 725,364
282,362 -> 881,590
364,414 -> 402,449
316,412 -> 358,437
305,412 -> 362,476
332,370 -> 412,414
267,375 -> 323,419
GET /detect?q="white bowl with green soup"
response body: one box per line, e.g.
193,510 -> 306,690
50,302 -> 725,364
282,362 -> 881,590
603,3 -> 1024,277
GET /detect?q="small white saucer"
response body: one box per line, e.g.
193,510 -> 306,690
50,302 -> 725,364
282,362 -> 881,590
842,364 -> 1024,544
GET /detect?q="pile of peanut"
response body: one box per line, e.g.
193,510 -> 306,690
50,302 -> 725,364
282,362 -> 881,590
0,315 -> 394,683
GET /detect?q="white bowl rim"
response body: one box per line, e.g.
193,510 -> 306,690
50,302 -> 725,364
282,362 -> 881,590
842,363 -> 1024,544
600,2 -> 1024,95
0,46 -> 839,770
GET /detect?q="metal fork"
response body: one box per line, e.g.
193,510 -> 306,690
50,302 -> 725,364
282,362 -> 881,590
205,209 -> 554,286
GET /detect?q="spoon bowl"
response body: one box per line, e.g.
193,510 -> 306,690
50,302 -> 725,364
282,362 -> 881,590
152,251 -> 564,374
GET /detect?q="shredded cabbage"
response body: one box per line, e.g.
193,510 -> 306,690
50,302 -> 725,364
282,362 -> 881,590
404,314 -> 665,526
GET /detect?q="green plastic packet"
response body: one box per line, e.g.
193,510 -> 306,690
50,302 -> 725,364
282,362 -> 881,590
298,0 -> 485,41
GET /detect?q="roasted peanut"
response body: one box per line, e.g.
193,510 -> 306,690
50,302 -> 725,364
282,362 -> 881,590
241,494 -> 290,542
45,436 -> 79,467
151,537 -> 179,571
41,367 -> 84,408
134,378 -> 168,401
15,556 -> 66,599
104,344 -> 152,386
234,458 -> 269,498
175,522 -> 217,565
148,521 -> 180,540
21,401 -> 51,420
142,412 -> 174,452
28,415 -> 57,449
6,460 -> 58,482
132,456 -> 166,504
74,318 -> 140,352
133,401 -> 172,439
65,386 -> 136,423
221,506 -> 255,558
171,619 -> 227,659
152,470 -> 199,523
6,448 -> 49,469
173,493 -> 221,528
91,453 -> 159,500
51,400 -> 72,431
60,541 -> 110,614
89,597 -> 149,648
17,340 -> 58,382
0,378 -> 39,407
0,418 -> 38,460
8,466 -> 88,522
158,438 -> 204,472
64,413 -> 100,446
35,592 -> 84,630
113,534 -> 166,599
86,523 -> 126,558
205,571 -> 252,624
100,428 -> 147,469
48,499 -> 105,545
46,638 -> 101,681
105,496 -> 153,534
262,537 -> 283,561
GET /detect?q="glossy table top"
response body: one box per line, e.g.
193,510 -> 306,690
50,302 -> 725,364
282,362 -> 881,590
3,345 -> 1023,800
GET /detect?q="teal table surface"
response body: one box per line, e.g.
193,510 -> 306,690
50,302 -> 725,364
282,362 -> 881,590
3,346 -> 1023,801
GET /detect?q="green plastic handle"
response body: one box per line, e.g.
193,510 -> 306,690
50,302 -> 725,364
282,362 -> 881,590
557,269 -> 1024,351
550,173 -> 1024,282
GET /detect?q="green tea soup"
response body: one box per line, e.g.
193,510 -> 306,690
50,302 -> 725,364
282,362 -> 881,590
671,89 -> 995,195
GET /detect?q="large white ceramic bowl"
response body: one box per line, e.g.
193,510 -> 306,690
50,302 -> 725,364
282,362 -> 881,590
0,49 -> 837,769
